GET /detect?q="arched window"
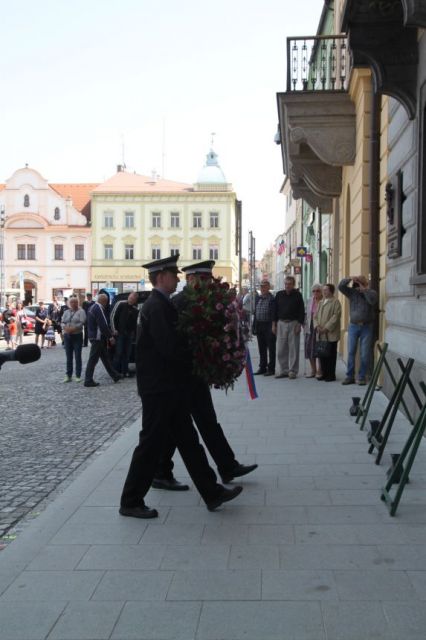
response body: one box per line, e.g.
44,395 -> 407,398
24,194 -> 30,207
54,207 -> 60,220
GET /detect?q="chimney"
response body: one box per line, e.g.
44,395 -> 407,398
117,164 -> 123,173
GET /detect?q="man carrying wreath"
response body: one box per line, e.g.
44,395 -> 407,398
153,260 -> 258,490
120,255 -> 243,518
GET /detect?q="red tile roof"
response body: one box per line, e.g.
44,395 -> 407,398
92,171 -> 193,194
50,183 -> 99,221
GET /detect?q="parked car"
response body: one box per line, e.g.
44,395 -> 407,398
21,308 -> 36,334
0,307 -> 35,335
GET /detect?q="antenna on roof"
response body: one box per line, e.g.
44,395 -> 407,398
210,132 -> 216,148
161,117 -> 166,179
121,133 -> 126,170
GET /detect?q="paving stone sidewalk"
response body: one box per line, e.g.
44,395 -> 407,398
1,347 -> 426,639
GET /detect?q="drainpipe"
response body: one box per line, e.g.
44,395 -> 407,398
369,91 -> 381,346
317,207 -> 322,282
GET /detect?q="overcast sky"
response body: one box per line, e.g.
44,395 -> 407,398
1,0 -> 322,255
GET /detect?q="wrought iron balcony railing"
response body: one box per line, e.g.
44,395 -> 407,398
286,34 -> 350,92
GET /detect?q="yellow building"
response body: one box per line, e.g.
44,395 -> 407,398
90,149 -> 241,293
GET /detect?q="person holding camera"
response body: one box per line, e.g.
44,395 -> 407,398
338,275 -> 378,386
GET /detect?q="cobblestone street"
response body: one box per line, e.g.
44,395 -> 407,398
0,337 -> 141,540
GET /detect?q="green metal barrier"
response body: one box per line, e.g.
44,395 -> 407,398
381,401 -> 426,516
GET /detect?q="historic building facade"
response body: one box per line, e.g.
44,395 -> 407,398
0,167 -> 92,304
276,0 -> 426,415
90,149 -> 241,293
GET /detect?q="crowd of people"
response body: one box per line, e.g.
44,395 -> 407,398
0,291 -> 140,386
250,274 -> 377,385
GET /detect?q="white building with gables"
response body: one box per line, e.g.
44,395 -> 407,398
0,167 -> 93,304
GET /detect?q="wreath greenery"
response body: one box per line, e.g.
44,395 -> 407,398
178,278 -> 246,390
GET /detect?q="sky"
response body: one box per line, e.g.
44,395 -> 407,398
1,0 -> 322,256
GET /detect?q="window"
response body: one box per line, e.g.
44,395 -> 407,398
210,212 -> 219,228
103,212 -> 114,228
0,243 -> 3,261
152,212 -> 161,228
193,212 -> 202,228
124,211 -> 134,228
170,246 -> 180,257
104,244 -> 113,259
192,245 -> 202,260
75,244 -> 84,260
17,244 -> 26,260
24,194 -> 30,207
27,244 -> 36,260
209,245 -> 219,260
125,244 -> 134,260
54,207 -> 60,220
152,245 -> 161,260
54,244 -> 64,260
170,212 -> 180,228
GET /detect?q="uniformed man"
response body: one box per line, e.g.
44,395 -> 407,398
153,260 -> 258,490
119,255 -> 243,518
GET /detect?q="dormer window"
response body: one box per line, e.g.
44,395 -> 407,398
24,194 -> 30,207
54,207 -> 60,220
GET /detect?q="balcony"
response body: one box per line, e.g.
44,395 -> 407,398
287,35 -> 349,92
277,34 -> 356,211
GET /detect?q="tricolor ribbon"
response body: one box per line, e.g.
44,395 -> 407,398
244,348 -> 258,399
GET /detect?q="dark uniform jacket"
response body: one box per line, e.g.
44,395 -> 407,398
136,289 -> 191,396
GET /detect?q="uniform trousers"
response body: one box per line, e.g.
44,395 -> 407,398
156,376 -> 237,479
276,319 -> 300,375
121,390 -> 222,507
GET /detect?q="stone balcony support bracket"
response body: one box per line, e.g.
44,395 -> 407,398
282,92 -> 356,167
277,90 -> 355,208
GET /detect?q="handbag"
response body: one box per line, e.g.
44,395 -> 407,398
314,335 -> 333,358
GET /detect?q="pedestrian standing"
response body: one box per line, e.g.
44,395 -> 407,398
314,284 -> 342,382
82,293 -> 94,347
34,301 -> 48,349
45,320 -> 56,348
113,292 -> 138,376
253,279 -> 276,376
61,296 -> 86,382
338,275 -> 378,385
8,316 -> 17,349
304,284 -> 323,378
272,276 -> 305,379
84,293 -> 120,387
119,255 -> 243,519
15,302 -> 28,345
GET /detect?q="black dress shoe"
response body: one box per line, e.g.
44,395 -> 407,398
254,369 -> 266,375
152,477 -> 190,491
264,371 -> 275,376
220,463 -> 258,483
113,374 -> 124,382
84,381 -> 100,387
119,505 -> 158,519
207,485 -> 243,511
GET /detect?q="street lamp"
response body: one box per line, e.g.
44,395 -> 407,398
0,206 -> 5,308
